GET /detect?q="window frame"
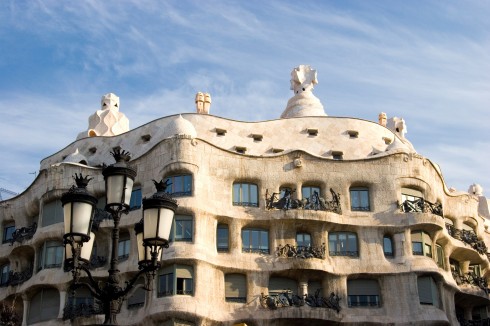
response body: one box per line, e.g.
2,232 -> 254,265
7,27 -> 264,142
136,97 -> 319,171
411,231 -> 432,257
301,186 -> 321,201
347,279 -> 381,308
170,215 -> 193,242
38,240 -> 63,271
217,224 -> 229,252
349,187 -> 370,211
383,236 -> 394,257
417,275 -> 439,307
296,232 -> 312,248
328,232 -> 359,257
3,223 -> 15,244
435,244 -> 445,269
164,174 -> 193,197
233,183 -> 259,207
129,187 -> 142,211
157,265 -> 194,297
0,263 -> 10,286
241,228 -> 269,254
27,288 -> 60,324
224,273 -> 247,303
41,199 -> 64,227
118,235 -> 131,261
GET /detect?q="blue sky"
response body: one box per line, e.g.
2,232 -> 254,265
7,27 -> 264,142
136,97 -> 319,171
0,0 -> 489,197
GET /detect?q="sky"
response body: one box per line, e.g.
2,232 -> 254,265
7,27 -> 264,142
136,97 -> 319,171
0,0 -> 489,198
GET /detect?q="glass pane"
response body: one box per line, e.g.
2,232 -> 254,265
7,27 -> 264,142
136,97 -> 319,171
425,244 -> 432,257
173,176 -> 183,193
250,185 -> 258,205
233,184 -> 241,204
251,230 -> 259,249
328,234 -> 338,253
302,187 -> 311,200
217,226 -> 229,249
242,230 -> 250,249
383,237 -> 393,255
360,191 -> 369,208
347,234 -> 357,253
242,185 -> 250,204
260,231 -> 268,250
184,175 -> 192,193
412,242 -> 423,255
350,191 -> 360,208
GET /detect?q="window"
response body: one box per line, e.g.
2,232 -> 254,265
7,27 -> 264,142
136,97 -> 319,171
242,229 -> 269,254
350,187 -> 370,211
269,277 -> 298,296
118,235 -> 130,261
296,233 -> 311,248
3,223 -> 15,244
411,231 -> 432,257
171,215 -> 193,242
66,286 -> 100,316
127,281 -> 145,309
225,274 -> 247,303
401,187 -> 423,202
27,288 -> 60,324
164,175 -> 192,197
42,199 -> 63,227
328,232 -> 358,257
129,187 -> 142,210
0,264 -> 9,286
38,240 -> 63,270
233,183 -> 258,207
435,244 -> 444,269
158,265 -> 194,297
217,224 -> 229,252
302,186 -> 320,201
417,276 -> 439,307
383,236 -> 393,257
347,279 -> 380,307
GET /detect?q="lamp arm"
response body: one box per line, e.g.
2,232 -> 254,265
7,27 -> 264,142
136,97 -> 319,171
120,267 -> 150,297
77,264 -> 105,300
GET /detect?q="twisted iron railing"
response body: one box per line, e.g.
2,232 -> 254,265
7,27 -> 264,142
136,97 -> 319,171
266,188 -> 341,214
445,224 -> 488,255
62,300 -> 104,320
399,198 -> 443,217
9,222 -> 37,245
452,270 -> 489,294
5,267 -> 33,286
260,289 -> 341,313
276,244 -> 326,259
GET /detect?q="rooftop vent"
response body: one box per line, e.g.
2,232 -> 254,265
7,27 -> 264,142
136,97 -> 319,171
332,151 -> 343,160
235,146 -> 247,154
383,137 -> 392,145
89,147 -> 97,154
251,134 -> 263,141
215,128 -> 227,136
272,148 -> 284,153
347,130 -> 359,138
307,128 -> 318,136
141,134 -> 151,142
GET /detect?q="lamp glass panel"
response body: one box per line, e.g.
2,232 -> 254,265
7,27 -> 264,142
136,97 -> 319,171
81,233 -> 95,261
107,175 -> 134,206
63,202 -> 92,237
144,207 -> 174,244
124,178 -> 134,206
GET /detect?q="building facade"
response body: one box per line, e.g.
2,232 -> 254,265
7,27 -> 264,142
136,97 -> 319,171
1,66 -> 490,325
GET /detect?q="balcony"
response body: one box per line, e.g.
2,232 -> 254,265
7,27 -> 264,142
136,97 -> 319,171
266,188 -> 342,214
2,267 -> 33,287
62,299 -> 104,320
452,270 -> 489,294
9,222 -> 37,245
276,244 -> 326,259
446,224 -> 488,255
399,198 -> 443,217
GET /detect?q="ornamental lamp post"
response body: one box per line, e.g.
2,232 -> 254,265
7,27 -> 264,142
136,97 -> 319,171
62,149 -> 178,325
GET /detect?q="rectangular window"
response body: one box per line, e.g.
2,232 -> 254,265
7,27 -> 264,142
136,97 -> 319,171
0,264 -> 10,286
217,224 -> 229,252
435,245 -> 444,268
328,232 -> 358,257
350,188 -> 370,211
129,188 -> 142,210
158,273 -> 174,297
412,242 -> 423,255
348,295 -> 380,307
242,229 -> 269,254
296,233 -> 311,248
233,183 -> 258,207
39,241 -> 63,270
170,215 -> 193,242
3,224 -> 15,243
165,175 -> 192,197
176,278 -> 193,295
302,186 -> 320,201
118,238 -> 130,260
383,236 -> 393,257
42,200 -> 63,227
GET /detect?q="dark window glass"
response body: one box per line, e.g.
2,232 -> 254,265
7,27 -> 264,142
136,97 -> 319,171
233,183 -> 258,207
296,233 -> 311,248
129,188 -> 142,210
158,273 -> 174,297
328,232 -> 358,257
38,241 -> 63,270
176,278 -> 193,295
3,225 -> 15,243
165,175 -> 192,197
242,229 -> 269,254
383,236 -> 393,257
118,238 -> 130,260
217,224 -> 229,252
350,187 -> 370,211
302,186 -> 320,201
0,264 -> 10,286
42,200 -> 63,227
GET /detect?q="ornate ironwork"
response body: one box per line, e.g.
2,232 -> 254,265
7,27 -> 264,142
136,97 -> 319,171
445,224 -> 488,255
9,222 -> 37,245
276,244 -> 326,259
91,208 -> 112,231
7,266 -> 33,286
399,198 -> 443,217
0,302 -> 21,326
266,188 -> 341,214
452,270 -> 489,294
62,299 -> 104,320
260,289 -> 341,313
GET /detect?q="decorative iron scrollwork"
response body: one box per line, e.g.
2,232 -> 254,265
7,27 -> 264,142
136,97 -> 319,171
446,224 -> 488,255
62,301 -> 104,320
399,198 -> 443,217
7,266 -> 33,286
266,188 -> 341,214
9,222 -> 37,245
452,270 -> 489,294
260,289 -> 341,313
276,244 -> 326,259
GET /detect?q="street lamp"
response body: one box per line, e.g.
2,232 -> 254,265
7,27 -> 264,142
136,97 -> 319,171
62,149 -> 178,325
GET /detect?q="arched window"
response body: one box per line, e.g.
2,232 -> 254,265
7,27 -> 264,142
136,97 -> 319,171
417,276 -> 439,307
350,187 -> 370,211
28,288 -> 60,324
225,273 -> 247,303
411,231 -> 432,257
242,228 -> 269,254
328,232 -> 358,257
217,224 -> 229,252
383,236 -> 393,257
233,183 -> 258,207
347,279 -> 380,307
164,174 -> 193,197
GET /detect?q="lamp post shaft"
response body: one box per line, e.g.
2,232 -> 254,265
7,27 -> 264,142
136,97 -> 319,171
104,210 -> 123,325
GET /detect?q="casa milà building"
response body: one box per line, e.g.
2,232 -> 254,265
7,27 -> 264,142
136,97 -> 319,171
1,65 -> 490,326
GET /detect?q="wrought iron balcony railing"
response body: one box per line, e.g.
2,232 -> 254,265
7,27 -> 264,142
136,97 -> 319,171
266,188 -> 342,214
9,222 -> 37,245
276,244 -> 326,259
5,266 -> 33,286
446,224 -> 488,255
329,250 -> 359,257
399,198 -> 443,217
452,270 -> 489,294
62,300 -> 104,320
260,289 -> 341,313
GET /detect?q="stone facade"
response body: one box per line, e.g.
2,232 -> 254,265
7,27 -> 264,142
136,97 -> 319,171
1,69 -> 490,325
